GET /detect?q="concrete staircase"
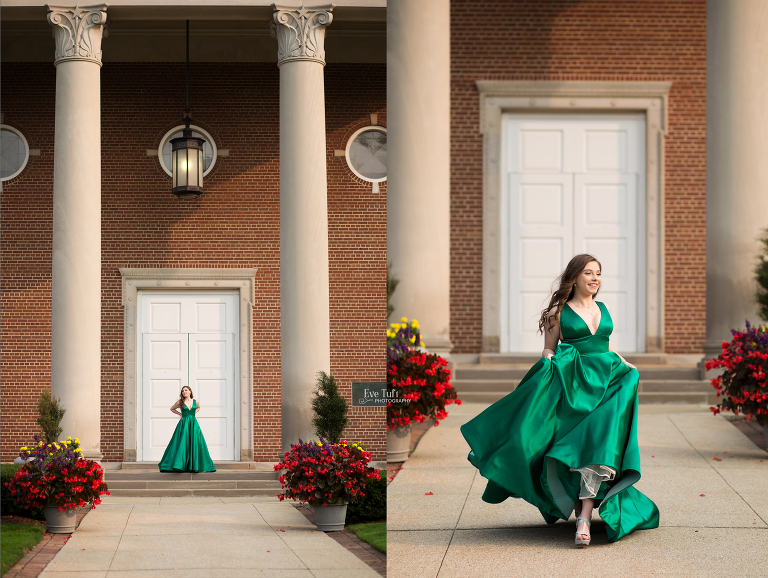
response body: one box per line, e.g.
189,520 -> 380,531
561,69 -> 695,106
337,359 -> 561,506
105,463 -> 282,498
453,353 -> 715,405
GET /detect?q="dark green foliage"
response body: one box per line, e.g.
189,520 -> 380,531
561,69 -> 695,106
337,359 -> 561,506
1,464 -> 44,520
387,261 -> 400,322
37,390 -> 66,444
756,227 -> 768,322
346,469 -> 386,524
310,371 -> 349,444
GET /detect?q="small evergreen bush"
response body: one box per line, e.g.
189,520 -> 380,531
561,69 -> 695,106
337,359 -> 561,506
387,261 -> 400,322
310,371 -> 349,444
346,469 -> 386,524
756,227 -> 768,321
37,390 -> 66,444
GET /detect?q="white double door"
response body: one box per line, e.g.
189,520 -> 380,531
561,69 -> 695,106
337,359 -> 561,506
501,113 -> 645,352
139,292 -> 238,462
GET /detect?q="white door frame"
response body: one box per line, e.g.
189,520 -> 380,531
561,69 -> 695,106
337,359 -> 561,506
476,81 -> 671,353
137,292 -> 238,462
120,268 -> 256,462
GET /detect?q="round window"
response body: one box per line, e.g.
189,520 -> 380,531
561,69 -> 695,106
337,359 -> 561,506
1,125 -> 30,181
345,126 -> 387,182
158,125 -> 217,178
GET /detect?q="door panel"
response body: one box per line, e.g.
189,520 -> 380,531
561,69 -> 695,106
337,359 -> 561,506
190,334 -> 235,460
142,334 -> 188,461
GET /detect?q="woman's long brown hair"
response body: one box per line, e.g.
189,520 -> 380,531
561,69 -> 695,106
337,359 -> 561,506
537,254 -> 602,335
178,386 -> 194,409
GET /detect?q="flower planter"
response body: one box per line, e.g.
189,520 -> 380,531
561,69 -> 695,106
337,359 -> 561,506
313,501 -> 348,531
44,505 -> 76,533
387,424 -> 412,462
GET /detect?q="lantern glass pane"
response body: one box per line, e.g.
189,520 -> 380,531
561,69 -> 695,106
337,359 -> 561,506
172,149 -> 177,188
198,149 -> 203,186
187,148 -> 198,187
178,148 -> 188,187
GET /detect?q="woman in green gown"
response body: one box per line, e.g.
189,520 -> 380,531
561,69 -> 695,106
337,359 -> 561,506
460,254 -> 659,546
158,386 -> 216,473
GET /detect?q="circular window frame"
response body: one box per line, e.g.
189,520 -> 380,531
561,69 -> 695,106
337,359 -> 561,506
344,125 -> 387,183
0,125 -> 30,182
158,125 -> 218,178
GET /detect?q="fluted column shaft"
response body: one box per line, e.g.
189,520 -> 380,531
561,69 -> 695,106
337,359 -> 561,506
271,4 -> 333,452
47,4 -> 108,459
387,0 -> 452,354
705,0 -> 768,358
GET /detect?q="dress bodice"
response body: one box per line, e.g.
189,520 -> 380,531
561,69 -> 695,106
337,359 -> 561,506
181,399 -> 196,416
559,301 -> 612,356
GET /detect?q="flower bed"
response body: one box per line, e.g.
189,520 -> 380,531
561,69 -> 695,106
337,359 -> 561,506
5,435 -> 110,513
274,439 -> 381,506
706,321 -> 768,424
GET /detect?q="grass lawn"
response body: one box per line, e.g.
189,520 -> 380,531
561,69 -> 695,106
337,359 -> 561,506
1,517 -> 46,575
347,521 -> 386,553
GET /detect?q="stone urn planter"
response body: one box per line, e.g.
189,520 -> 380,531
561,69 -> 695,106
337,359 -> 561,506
312,501 -> 348,531
387,424 -> 412,462
44,505 -> 77,534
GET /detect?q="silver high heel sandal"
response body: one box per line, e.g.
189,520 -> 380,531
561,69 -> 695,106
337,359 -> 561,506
575,516 -> 591,547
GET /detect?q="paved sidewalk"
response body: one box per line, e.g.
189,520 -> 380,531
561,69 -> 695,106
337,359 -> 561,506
387,403 -> 768,577
38,497 -> 380,578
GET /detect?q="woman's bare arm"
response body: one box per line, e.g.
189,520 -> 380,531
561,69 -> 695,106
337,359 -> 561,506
195,402 -> 201,414
170,401 -> 182,416
542,305 -> 561,359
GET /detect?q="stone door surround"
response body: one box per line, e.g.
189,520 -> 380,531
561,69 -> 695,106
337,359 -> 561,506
120,268 -> 256,462
477,80 -> 671,353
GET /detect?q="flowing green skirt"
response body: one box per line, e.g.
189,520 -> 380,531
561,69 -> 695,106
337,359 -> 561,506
158,414 -> 216,473
460,345 -> 659,542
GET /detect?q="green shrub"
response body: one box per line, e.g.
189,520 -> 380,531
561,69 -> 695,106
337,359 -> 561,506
37,390 -> 66,444
310,371 -> 349,444
387,261 -> 400,322
1,464 -> 44,520
756,227 -> 768,322
346,469 -> 386,524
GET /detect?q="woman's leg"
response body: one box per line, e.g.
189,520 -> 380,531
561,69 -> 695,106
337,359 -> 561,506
577,498 -> 595,539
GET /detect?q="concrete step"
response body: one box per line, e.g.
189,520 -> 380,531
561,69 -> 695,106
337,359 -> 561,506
455,366 -> 703,381
105,470 -> 278,481
119,462 -> 276,471
479,353 -> 673,365
104,467 -> 282,497
458,390 -> 718,405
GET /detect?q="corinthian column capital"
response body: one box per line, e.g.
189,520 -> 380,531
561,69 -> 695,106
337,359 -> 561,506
270,4 -> 334,67
46,4 -> 109,67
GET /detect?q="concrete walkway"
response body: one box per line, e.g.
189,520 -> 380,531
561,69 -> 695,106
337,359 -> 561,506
387,403 -> 768,577
39,497 -> 380,578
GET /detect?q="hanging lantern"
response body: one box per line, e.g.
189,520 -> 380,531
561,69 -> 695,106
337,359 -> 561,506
170,127 -> 204,198
170,20 -> 204,199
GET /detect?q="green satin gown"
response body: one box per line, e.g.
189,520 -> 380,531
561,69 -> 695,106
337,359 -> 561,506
158,399 -> 216,473
460,301 -> 659,542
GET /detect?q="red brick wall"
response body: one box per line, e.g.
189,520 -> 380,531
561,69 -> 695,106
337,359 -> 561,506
450,0 -> 707,354
1,62 -> 386,462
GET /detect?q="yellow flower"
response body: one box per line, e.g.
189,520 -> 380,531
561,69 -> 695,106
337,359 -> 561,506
420,341 -> 426,347
20,447 -> 27,451
400,323 -> 407,329
74,438 -> 80,443
390,323 -> 399,329
412,320 -> 420,328
67,436 -> 71,440
401,317 -> 408,323
409,336 -> 416,343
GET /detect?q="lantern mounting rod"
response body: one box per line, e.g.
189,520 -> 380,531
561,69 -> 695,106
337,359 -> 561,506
184,19 -> 191,133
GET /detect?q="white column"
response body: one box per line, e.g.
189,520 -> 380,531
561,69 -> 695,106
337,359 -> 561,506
387,0 -> 452,354
47,4 -> 107,460
271,4 -> 333,452
705,0 -> 768,359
